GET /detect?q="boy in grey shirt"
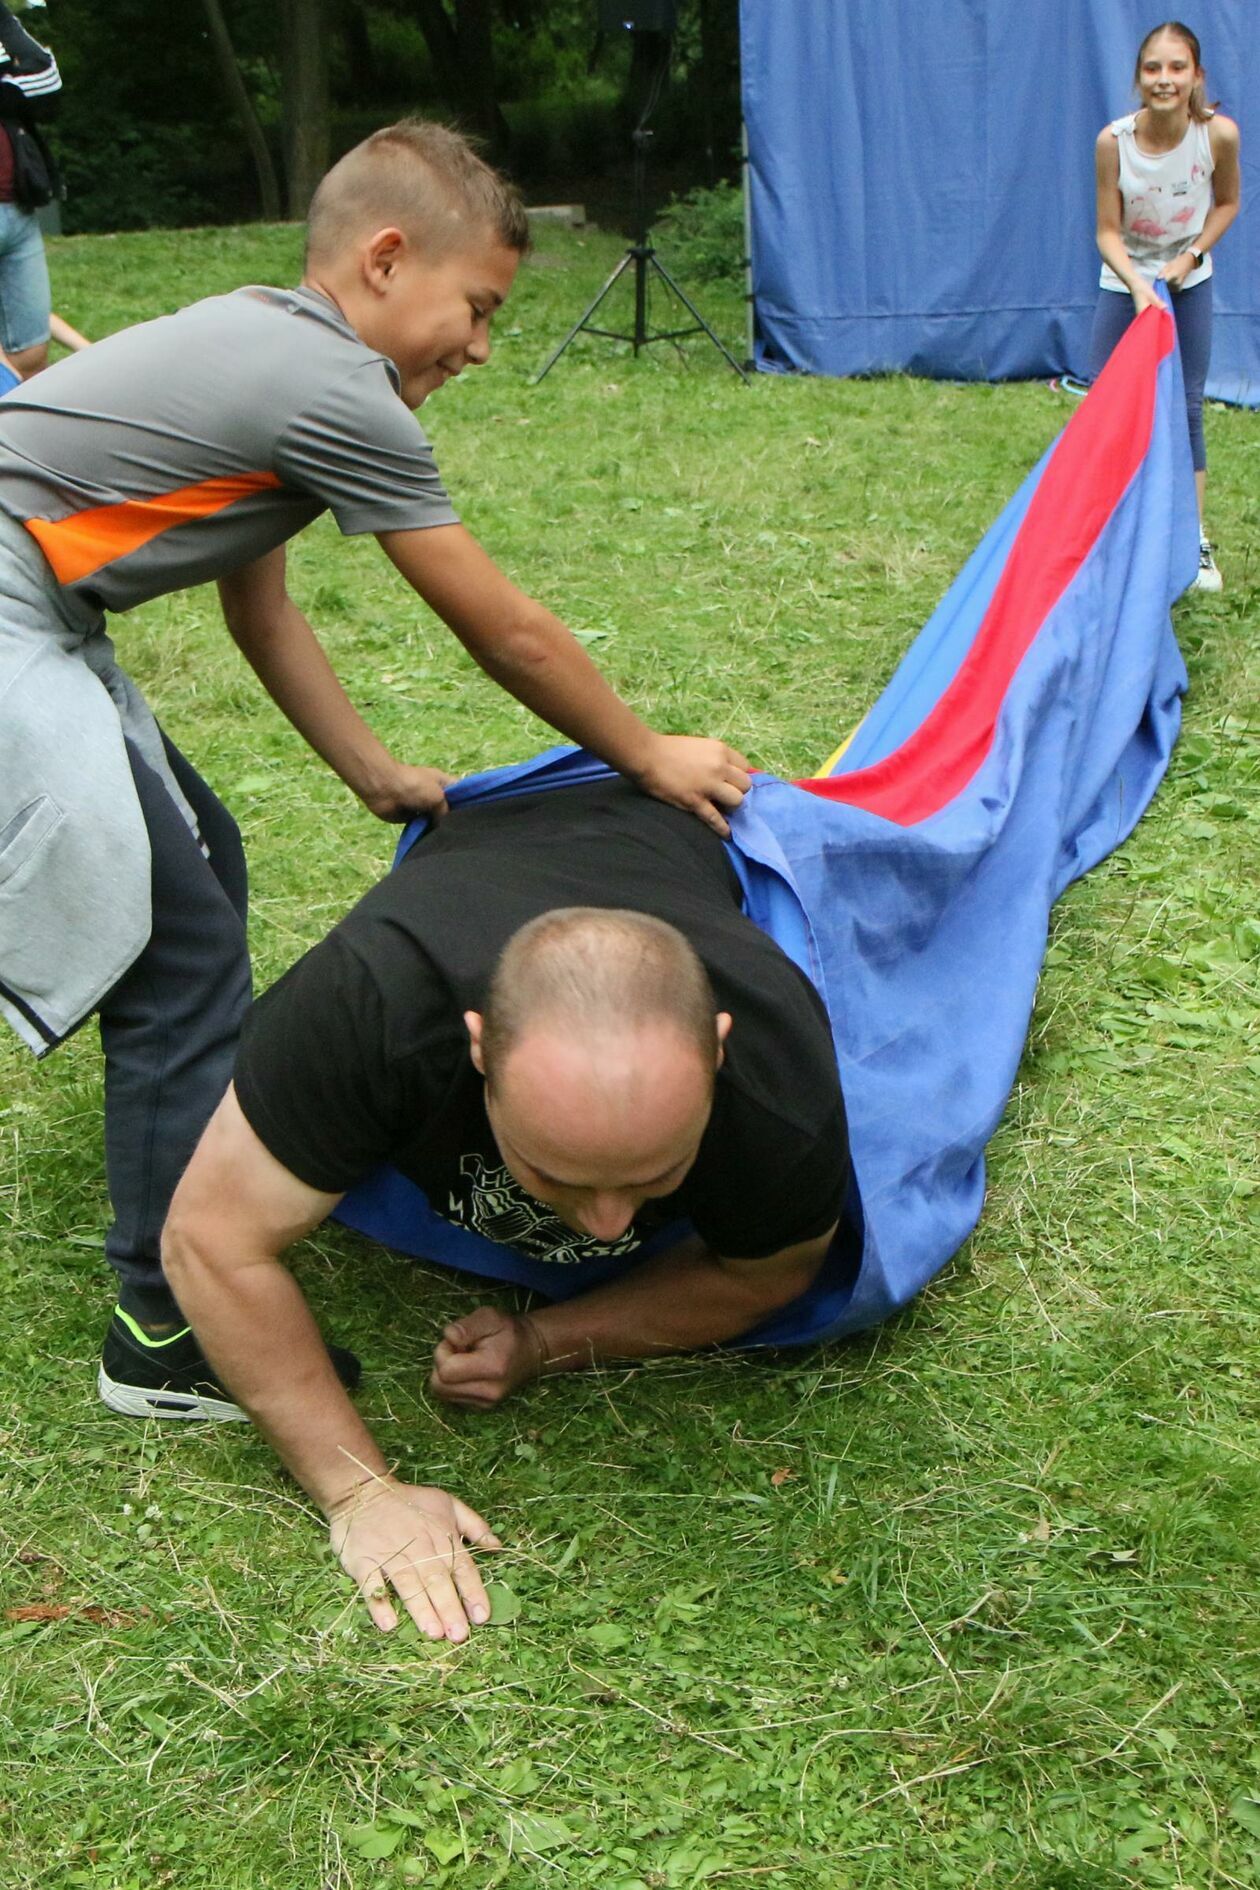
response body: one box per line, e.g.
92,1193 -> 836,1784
0,120 -> 750,1411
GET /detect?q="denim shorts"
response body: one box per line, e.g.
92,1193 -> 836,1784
0,200 -> 51,354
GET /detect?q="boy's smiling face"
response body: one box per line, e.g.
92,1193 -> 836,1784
355,231 -> 521,408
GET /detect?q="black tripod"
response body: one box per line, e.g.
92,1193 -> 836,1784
534,79 -> 747,383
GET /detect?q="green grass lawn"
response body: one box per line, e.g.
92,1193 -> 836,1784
1,223 -> 1257,1889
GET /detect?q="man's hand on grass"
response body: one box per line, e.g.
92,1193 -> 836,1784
429,1307 -> 550,1410
632,734 -> 753,838
327,1476 -> 501,1637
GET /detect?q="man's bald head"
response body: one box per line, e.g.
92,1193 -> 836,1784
471,910 -> 728,1244
479,908 -> 720,1085
305,120 -> 530,273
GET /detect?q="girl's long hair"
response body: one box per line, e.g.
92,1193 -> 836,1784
1135,21 -> 1219,123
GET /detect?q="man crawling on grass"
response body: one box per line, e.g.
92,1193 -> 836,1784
152,779 -> 849,1642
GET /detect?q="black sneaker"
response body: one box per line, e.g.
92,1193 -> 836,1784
98,1304 -> 361,1422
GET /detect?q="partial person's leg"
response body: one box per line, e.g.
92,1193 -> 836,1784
0,202 -> 51,378
1087,290 -> 1135,382
98,738 -> 251,1313
96,738 -> 361,1417
1171,279 -> 1212,502
1173,279 -> 1220,589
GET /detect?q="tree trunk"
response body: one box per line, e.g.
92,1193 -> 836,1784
412,0 -> 463,104
411,0 -> 509,160
342,0 -> 378,102
199,0 -> 282,219
697,0 -> 717,184
454,0 -> 509,160
282,0 -> 331,219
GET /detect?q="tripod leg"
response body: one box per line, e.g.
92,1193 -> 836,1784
533,253 -> 636,383
648,255 -> 748,379
634,247 -> 648,354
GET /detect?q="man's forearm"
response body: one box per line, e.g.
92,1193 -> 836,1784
166,1238 -> 389,1512
526,1236 -> 817,1372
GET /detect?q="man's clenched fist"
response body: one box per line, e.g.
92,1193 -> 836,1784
429,1306 -> 548,1409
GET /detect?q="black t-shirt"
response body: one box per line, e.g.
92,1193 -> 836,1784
235,780 -> 848,1264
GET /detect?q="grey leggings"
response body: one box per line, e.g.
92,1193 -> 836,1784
1088,278 -> 1212,473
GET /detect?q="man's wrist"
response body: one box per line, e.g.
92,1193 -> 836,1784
518,1310 -> 588,1377
517,1312 -> 555,1375
321,1465 -> 398,1523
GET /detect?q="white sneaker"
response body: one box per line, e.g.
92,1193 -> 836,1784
1191,538 -> 1223,593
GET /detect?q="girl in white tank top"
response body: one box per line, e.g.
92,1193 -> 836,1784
1091,21 -> 1241,589
1098,111 -> 1215,295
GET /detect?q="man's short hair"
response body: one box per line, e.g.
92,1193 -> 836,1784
306,120 -> 530,269
481,908 -> 720,1081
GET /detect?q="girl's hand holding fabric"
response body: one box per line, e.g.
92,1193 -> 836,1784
1156,252 -> 1196,291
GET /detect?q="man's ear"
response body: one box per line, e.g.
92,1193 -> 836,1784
715,1011 -> 733,1071
464,1010 -> 486,1076
363,226 -> 407,295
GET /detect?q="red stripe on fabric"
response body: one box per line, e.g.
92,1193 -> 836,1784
797,307 -> 1175,824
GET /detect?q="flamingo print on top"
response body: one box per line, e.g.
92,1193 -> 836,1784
1100,113 -> 1216,292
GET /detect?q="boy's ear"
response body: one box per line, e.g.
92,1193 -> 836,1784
363,226 -> 408,294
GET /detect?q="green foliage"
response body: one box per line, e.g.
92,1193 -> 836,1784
503,87 -> 626,178
359,3 -> 438,103
37,0 -> 743,232
657,178 -> 745,281
47,0 -> 274,232
55,117 -> 257,236
2,222 -> 1257,1889
494,0 -> 607,101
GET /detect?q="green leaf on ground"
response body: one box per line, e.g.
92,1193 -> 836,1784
483,1581 -> 521,1625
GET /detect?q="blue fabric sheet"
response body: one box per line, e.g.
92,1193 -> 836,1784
335,299 -> 1195,1346
740,0 -> 1259,406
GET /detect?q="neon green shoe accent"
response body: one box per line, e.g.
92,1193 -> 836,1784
113,1305 -> 193,1349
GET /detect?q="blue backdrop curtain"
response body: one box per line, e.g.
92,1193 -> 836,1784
740,0 -> 1259,404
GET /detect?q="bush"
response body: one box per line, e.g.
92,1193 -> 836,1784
54,118 -> 256,234
655,178 -> 744,283
504,90 -> 625,180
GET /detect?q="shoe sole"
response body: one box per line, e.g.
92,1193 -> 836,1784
97,1363 -> 249,1422
1190,574 -> 1224,593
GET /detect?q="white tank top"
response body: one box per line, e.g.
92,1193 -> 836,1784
1100,113 -> 1215,292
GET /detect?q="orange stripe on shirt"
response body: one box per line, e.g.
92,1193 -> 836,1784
25,470 -> 285,587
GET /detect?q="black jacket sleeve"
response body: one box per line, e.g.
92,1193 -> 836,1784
0,4 -> 60,123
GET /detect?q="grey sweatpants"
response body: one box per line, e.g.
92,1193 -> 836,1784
0,512 -> 251,1299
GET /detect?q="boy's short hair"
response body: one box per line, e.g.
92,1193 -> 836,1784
306,120 -> 530,268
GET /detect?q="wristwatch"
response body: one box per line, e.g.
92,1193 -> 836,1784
1189,248 -> 1205,268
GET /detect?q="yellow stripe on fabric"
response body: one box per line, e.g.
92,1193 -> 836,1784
811,721 -> 863,778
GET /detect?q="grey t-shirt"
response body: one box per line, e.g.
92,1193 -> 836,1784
0,286 -> 457,610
